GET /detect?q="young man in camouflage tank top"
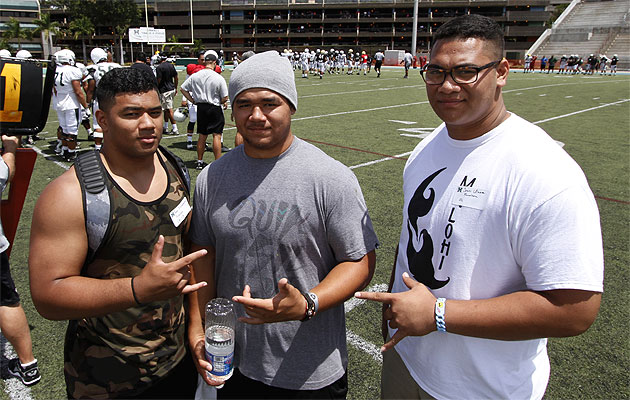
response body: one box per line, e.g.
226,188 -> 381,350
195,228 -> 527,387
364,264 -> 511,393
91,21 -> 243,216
29,68 -> 208,398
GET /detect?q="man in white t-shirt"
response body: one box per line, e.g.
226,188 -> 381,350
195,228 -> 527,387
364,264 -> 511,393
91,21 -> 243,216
180,50 -> 228,169
356,14 -> 603,400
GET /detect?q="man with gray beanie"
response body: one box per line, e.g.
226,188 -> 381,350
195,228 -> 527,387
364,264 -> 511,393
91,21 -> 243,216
187,50 -> 379,398
180,49 -> 228,169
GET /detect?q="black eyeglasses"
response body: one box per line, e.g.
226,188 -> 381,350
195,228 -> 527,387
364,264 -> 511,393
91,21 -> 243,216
420,60 -> 502,85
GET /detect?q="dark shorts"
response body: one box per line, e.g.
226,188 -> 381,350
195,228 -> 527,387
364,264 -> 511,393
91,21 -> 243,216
375,61 -> 383,69
218,368 -> 348,399
1,251 -> 20,306
197,103 -> 225,135
133,351 -> 198,399
68,350 -> 198,399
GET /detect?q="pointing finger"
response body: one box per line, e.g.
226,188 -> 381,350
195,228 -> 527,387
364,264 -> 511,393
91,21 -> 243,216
354,291 -> 393,304
181,281 -> 208,294
174,249 -> 208,269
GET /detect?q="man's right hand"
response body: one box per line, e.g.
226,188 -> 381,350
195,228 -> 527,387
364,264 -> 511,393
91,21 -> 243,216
190,333 -> 227,387
133,235 -> 208,304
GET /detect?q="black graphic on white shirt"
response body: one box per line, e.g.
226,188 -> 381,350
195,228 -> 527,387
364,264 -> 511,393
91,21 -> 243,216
406,167 -> 450,289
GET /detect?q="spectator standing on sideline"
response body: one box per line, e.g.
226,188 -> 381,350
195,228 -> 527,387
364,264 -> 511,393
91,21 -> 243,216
156,55 -> 179,135
180,50 -> 228,169
356,14 -> 603,400
1,134 -> 41,387
29,68 -> 208,399
540,55 -> 547,72
187,50 -> 379,398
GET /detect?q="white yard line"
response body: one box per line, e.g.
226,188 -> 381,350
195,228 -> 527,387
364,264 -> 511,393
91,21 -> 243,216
346,330 -> 383,363
344,284 -> 388,363
349,152 -> 413,170
300,84 -> 422,98
532,99 -> 630,125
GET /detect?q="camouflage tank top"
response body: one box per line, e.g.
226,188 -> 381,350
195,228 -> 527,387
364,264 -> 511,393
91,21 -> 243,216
64,151 -> 190,399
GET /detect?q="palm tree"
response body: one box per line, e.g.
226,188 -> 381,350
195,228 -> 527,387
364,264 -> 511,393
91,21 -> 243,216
33,13 -> 60,58
69,16 -> 94,63
192,39 -> 204,56
2,18 -> 31,51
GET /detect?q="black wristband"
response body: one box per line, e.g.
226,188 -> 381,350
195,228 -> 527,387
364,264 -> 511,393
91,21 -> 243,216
131,276 -> 146,306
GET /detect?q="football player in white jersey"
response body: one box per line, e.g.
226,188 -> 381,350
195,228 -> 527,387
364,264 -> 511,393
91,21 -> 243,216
89,48 -> 121,150
52,49 -> 88,161
75,62 -> 95,141
300,49 -> 310,78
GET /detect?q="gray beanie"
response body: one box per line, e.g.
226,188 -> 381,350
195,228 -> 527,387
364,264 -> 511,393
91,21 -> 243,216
228,50 -> 297,110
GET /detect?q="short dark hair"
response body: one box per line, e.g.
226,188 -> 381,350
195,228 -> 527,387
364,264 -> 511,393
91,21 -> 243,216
96,68 -> 158,111
135,52 -> 147,62
431,14 -> 504,60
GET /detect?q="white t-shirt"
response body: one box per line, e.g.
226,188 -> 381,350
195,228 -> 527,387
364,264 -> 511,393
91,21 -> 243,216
180,69 -> 227,106
391,113 -> 604,400
403,52 -> 413,65
52,64 -> 83,111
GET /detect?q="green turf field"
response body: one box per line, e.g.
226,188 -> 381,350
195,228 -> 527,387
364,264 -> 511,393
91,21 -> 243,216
2,66 -> 629,399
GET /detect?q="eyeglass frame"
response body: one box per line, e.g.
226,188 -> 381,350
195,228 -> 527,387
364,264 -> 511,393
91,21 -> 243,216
420,60 -> 503,85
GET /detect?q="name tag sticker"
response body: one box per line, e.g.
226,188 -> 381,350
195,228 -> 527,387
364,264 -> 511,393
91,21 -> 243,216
452,187 -> 489,210
170,198 -> 191,227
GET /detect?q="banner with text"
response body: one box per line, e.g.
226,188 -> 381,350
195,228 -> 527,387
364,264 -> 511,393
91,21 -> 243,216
129,27 -> 166,43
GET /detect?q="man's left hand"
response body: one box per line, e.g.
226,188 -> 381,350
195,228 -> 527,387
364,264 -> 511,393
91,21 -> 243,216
232,278 -> 307,324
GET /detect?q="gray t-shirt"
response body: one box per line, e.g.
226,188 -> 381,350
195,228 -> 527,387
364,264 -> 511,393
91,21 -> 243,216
190,137 -> 379,390
180,68 -> 227,106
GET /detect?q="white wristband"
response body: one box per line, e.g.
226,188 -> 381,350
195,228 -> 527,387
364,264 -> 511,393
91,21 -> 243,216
435,298 -> 446,332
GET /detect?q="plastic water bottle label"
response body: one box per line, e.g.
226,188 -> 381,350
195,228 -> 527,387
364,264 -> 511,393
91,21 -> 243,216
205,349 -> 234,376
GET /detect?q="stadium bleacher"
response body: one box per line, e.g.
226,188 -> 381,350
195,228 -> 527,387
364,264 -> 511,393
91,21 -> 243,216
533,0 -> 630,68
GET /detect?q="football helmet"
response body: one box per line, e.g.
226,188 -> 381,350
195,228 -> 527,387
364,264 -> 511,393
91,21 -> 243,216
91,48 -> 108,64
173,107 -> 188,122
16,50 -> 32,59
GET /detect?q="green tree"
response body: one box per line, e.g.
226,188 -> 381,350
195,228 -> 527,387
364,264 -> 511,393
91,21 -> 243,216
546,3 -> 569,27
33,12 -> 60,58
191,39 -> 204,56
2,18 -> 32,51
69,15 -> 94,63
0,37 -> 11,52
163,35 -> 184,55
99,0 -> 142,64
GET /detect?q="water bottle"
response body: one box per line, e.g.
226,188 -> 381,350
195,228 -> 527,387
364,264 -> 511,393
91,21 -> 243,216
205,298 -> 236,386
